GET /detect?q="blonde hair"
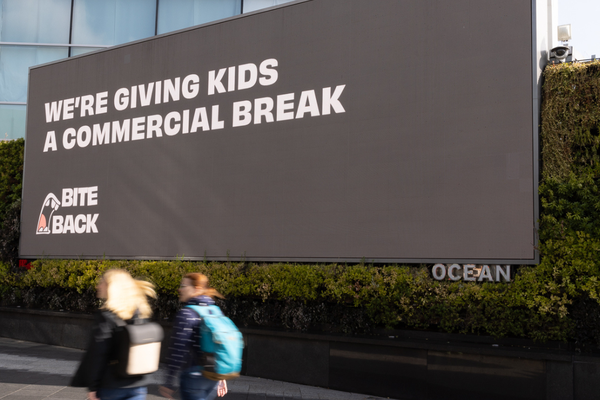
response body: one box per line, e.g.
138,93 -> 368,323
184,273 -> 223,299
101,269 -> 156,320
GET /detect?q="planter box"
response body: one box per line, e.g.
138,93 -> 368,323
1,306 -> 599,400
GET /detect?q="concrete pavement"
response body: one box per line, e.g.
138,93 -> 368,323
0,337 -> 393,400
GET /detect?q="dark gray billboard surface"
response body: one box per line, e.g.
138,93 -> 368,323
20,0 -> 537,262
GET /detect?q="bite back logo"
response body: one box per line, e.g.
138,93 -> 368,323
36,186 -> 99,235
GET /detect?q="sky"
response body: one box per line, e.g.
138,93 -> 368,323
557,0 -> 600,59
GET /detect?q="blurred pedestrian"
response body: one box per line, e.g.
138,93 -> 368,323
159,273 -> 228,400
71,269 -> 158,400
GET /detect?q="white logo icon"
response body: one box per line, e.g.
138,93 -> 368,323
36,193 -> 61,234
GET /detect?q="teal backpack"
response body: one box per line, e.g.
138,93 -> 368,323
186,304 -> 244,381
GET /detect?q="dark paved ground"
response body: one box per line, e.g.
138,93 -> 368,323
0,337 -> 391,400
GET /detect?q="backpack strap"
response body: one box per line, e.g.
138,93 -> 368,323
186,304 -> 223,318
107,310 -> 141,326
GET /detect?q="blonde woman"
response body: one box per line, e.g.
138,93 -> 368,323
159,273 -> 227,400
71,269 -> 157,400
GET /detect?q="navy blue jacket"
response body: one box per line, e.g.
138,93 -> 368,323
164,295 -> 215,389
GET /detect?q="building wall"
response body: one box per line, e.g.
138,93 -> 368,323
0,0 -> 295,140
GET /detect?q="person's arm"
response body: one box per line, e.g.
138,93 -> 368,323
161,308 -> 199,391
86,312 -> 114,393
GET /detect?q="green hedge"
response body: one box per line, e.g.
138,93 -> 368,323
536,61 -> 600,348
0,139 -> 24,268
1,62 -> 600,345
0,259 -> 571,340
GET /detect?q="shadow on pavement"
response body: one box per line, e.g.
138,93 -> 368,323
0,338 -> 371,400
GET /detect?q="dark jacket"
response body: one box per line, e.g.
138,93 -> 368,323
164,295 -> 215,389
71,310 -> 153,391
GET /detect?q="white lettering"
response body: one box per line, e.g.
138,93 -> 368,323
190,107 -> 210,133
208,68 -> 226,95
296,90 -> 320,118
130,86 -> 137,108
52,215 -> 64,234
434,264 -> 513,283
432,264 -> 446,280
43,131 -> 57,152
139,83 -> 154,106
164,111 -> 181,136
322,85 -> 346,115
80,95 -> 94,117
496,265 -> 511,282
51,214 -> 98,234
147,114 -> 163,138
63,128 -> 76,150
45,101 -> 62,123
182,74 -> 200,99
111,120 -> 130,143
131,116 -> 146,140
154,81 -> 162,105
228,66 -> 236,92
182,109 -> 190,134
238,63 -> 258,90
75,214 -> 86,234
62,188 -> 74,207
463,264 -> 476,281
478,265 -> 494,282
88,187 -> 98,206
96,92 -> 108,114
93,123 -> 110,146
63,215 -> 75,234
254,97 -> 274,124
63,98 -> 75,120
62,187 -> 98,207
114,88 -> 129,111
86,214 -> 99,233
277,93 -> 295,121
163,77 -> 180,103
259,58 -> 278,86
232,101 -> 252,127
448,264 -> 462,281
76,188 -> 87,206
211,105 -> 224,130
77,125 -> 91,148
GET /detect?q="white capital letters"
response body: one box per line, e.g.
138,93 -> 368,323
43,131 -> 57,152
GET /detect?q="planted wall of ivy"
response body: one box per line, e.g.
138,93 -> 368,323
538,61 -> 600,349
0,139 -> 24,269
1,62 -> 600,347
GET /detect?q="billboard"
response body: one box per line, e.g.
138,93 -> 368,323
20,0 -> 540,263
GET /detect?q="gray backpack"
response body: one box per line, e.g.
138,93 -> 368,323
111,317 -> 164,377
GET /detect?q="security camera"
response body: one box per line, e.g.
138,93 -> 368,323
550,46 -> 571,61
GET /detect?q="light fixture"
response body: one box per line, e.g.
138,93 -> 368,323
557,24 -> 571,43
550,24 -> 573,63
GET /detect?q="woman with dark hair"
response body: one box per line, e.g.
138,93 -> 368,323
159,273 -> 228,400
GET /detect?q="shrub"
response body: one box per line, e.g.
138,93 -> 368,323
0,139 -> 24,269
0,259 -> 570,340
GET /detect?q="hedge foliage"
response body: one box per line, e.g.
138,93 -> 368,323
0,259 -> 572,340
1,62 -> 600,345
538,60 -> 600,348
0,139 -> 24,268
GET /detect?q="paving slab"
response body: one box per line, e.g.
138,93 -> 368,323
0,337 -> 392,400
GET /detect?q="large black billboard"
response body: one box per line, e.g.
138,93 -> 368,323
20,0 -> 540,263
